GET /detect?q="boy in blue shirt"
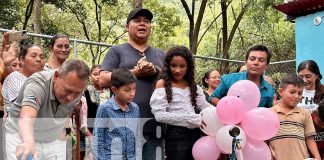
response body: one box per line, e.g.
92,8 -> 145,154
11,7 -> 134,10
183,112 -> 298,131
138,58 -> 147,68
92,69 -> 140,160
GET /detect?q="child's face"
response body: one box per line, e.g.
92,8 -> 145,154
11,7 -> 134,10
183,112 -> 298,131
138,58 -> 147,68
279,84 -> 303,108
170,56 -> 187,81
112,83 -> 136,104
91,67 -> 100,86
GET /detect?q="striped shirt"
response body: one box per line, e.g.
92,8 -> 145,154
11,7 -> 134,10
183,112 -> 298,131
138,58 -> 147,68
269,104 -> 316,160
2,71 -> 27,113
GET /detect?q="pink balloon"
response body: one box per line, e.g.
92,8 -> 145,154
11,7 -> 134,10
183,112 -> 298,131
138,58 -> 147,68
227,80 -> 260,111
192,136 -> 220,160
239,139 -> 271,160
216,96 -> 246,124
200,107 -> 225,136
241,107 -> 280,141
215,125 -> 247,154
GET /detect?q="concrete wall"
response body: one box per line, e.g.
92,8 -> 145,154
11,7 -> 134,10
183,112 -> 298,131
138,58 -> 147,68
295,10 -> 324,83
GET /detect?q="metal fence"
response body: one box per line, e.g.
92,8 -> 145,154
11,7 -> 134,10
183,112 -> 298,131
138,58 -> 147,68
0,28 -> 113,66
0,28 -> 296,87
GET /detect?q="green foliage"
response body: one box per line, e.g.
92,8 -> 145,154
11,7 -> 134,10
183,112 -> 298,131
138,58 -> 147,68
101,0 -> 118,5
145,0 -> 181,50
1,0 -> 295,76
0,0 -> 21,29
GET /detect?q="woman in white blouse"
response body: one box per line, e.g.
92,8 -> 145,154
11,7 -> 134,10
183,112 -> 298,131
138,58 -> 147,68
150,46 -> 213,160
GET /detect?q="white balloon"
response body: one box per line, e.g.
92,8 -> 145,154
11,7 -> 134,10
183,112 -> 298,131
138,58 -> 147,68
200,107 -> 224,136
216,125 -> 247,154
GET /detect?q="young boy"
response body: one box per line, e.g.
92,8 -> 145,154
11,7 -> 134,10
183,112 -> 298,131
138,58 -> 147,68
311,100 -> 324,158
269,74 -> 321,160
92,69 -> 140,160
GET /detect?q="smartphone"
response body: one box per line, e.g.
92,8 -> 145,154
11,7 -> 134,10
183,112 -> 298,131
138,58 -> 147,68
8,30 -> 28,42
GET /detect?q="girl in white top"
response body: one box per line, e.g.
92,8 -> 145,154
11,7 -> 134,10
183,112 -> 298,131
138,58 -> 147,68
297,60 -> 324,113
150,46 -> 213,160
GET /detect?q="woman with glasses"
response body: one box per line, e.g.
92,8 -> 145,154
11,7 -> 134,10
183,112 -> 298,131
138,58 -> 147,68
202,69 -> 221,101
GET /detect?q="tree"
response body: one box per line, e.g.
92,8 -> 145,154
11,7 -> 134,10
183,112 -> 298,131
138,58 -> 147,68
0,0 -> 21,29
133,0 -> 143,8
34,0 -> 42,45
219,0 -> 252,73
46,0 -> 180,65
22,0 -> 34,30
180,0 -> 208,54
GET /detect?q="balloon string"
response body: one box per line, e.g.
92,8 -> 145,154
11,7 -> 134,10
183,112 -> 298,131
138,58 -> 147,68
237,149 -> 244,160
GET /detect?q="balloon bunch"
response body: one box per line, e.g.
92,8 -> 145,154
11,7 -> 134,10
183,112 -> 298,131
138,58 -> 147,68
192,80 -> 280,160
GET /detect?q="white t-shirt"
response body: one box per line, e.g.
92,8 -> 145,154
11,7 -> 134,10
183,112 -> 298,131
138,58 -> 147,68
298,89 -> 318,113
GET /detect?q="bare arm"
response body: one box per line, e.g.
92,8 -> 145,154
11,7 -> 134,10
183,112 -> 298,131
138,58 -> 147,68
210,97 -> 220,106
16,106 -> 38,160
306,136 -> 321,160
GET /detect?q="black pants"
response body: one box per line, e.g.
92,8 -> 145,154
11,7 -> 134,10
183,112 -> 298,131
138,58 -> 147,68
165,125 -> 200,160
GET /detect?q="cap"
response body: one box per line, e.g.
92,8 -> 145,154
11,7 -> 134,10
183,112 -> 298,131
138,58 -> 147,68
126,8 -> 153,24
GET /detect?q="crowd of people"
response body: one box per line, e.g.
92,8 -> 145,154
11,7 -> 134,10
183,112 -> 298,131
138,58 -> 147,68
0,7 -> 323,160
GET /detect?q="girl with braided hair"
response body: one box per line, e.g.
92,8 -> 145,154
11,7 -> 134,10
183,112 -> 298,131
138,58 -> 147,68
150,45 -> 213,160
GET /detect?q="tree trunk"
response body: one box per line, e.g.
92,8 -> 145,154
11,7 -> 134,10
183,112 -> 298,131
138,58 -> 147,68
191,0 -> 207,54
23,0 -> 34,30
34,0 -> 41,45
133,0 -> 142,8
219,0 -> 251,73
220,0 -> 229,73
181,0 -> 208,55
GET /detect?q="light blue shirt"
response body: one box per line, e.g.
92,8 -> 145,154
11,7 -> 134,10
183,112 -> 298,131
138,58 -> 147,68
92,95 -> 140,160
209,72 -> 274,108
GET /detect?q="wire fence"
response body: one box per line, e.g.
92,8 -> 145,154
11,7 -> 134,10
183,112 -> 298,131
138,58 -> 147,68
0,28 -> 296,88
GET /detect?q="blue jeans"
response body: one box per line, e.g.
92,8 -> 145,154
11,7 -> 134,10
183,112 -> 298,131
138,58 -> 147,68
142,132 -> 164,160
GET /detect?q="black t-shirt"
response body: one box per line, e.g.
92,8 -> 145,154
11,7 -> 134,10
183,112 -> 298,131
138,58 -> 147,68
101,43 -> 165,132
101,43 -> 164,118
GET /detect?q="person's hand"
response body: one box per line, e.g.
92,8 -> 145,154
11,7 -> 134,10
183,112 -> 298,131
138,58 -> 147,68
1,32 -> 19,67
1,32 -> 10,50
16,143 -> 38,160
133,62 -> 156,77
2,42 -> 19,66
141,62 -> 156,75
136,56 -> 148,69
